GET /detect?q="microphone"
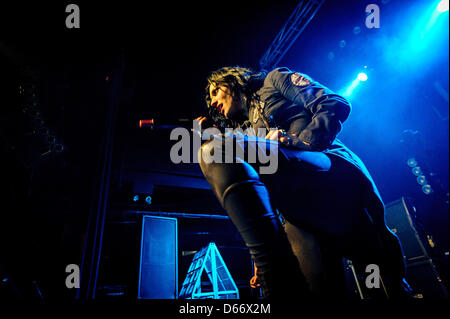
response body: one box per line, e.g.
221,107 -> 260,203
138,118 -> 193,130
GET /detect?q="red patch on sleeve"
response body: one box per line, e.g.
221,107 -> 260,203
291,73 -> 310,86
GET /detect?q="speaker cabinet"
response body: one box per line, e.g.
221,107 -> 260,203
385,197 -> 448,299
138,215 -> 178,299
385,197 -> 430,263
406,259 -> 448,299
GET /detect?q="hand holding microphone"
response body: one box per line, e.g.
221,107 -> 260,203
194,116 -> 215,130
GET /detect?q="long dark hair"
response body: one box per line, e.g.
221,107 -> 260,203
204,66 -> 267,130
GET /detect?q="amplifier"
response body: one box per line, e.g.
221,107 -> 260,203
406,259 -> 448,299
138,215 -> 178,299
385,197 -> 430,263
385,197 -> 448,299
99,210 -> 254,299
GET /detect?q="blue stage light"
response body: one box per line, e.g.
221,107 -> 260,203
437,0 -> 449,12
422,184 -> 433,195
145,196 -> 152,205
133,195 -> 140,202
340,78 -> 360,98
419,0 -> 449,40
340,71 -> 369,98
378,0 -> 448,71
412,166 -> 423,176
407,158 -> 418,167
357,72 -> 368,82
417,175 -> 427,185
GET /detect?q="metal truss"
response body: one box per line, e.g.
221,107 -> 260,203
259,0 -> 325,71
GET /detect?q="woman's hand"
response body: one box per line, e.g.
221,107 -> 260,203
250,274 -> 261,289
193,116 -> 217,136
250,263 -> 261,289
265,129 -> 304,148
194,116 -> 209,130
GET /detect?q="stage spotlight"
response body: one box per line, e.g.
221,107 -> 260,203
421,0 -> 449,38
357,73 -> 368,81
145,196 -> 152,205
412,166 -> 422,176
422,184 -> 433,195
340,71 -> 369,98
417,175 -> 427,185
437,0 -> 449,13
133,195 -> 139,202
407,158 -> 418,167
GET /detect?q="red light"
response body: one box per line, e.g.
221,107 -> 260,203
139,119 -> 154,128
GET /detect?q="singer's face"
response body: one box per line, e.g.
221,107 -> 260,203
209,83 -> 244,119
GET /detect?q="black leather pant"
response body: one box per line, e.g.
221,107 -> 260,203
198,132 -> 406,299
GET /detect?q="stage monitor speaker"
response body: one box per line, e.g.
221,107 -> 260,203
138,215 -> 178,299
406,259 -> 448,299
385,197 -> 448,299
385,197 -> 430,263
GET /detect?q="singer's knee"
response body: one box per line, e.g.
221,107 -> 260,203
198,140 -> 217,177
199,143 -> 260,195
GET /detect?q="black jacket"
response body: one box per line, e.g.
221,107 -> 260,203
251,67 -> 350,150
249,67 -> 383,205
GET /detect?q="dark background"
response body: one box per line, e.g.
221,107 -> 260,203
0,0 -> 448,301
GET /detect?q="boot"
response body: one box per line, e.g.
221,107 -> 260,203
222,180 -> 310,299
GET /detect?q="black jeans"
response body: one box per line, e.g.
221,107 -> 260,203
198,132 -> 406,298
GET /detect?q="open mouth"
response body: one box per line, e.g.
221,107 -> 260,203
217,104 -> 223,113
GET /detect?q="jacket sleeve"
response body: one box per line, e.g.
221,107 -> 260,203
266,67 -> 351,151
